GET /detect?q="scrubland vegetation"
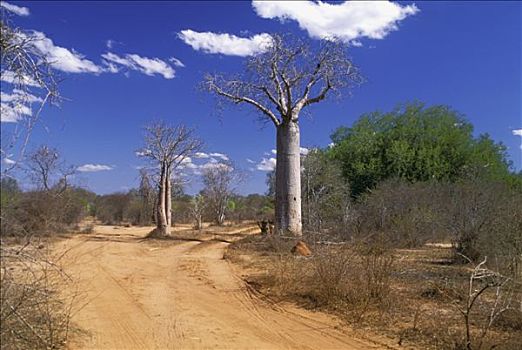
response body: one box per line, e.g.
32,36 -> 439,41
227,104 -> 522,350
2,103 -> 521,349
1,9 -> 520,350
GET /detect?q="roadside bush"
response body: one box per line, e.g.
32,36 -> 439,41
268,242 -> 395,322
1,187 -> 92,237
0,244 -> 76,350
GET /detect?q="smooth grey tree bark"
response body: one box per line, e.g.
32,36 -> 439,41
205,34 -> 361,236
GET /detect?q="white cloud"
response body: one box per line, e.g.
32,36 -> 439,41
246,158 -> 255,164
28,31 -> 102,74
0,90 -> 43,123
328,142 -> 335,148
0,1 -> 30,16
106,39 -> 116,49
0,102 -> 31,122
1,90 -> 43,104
102,52 -> 175,79
1,70 -> 40,87
169,57 -> 185,67
77,164 -> 113,172
513,129 -> 522,150
252,1 -> 418,43
257,157 -> 276,171
178,30 -> 273,57
194,152 -> 210,158
209,152 -> 229,161
3,157 -> 16,165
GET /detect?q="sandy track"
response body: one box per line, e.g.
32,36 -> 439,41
56,225 -> 388,350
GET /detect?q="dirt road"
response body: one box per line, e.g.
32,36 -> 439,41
57,224 -> 389,350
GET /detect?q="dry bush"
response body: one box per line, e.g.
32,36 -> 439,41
1,189 -> 91,237
0,243 -> 77,350
448,258 -> 521,350
351,180 -> 443,248
269,254 -> 310,296
266,242 -> 395,322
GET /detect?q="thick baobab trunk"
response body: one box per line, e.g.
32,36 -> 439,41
155,163 -> 170,236
275,120 -> 302,236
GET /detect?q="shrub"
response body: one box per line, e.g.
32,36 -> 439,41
0,244 -> 76,349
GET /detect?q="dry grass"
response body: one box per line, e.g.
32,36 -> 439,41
0,242 -> 78,350
227,234 -> 522,349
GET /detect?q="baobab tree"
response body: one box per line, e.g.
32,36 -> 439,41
137,121 -> 202,236
205,34 -> 361,235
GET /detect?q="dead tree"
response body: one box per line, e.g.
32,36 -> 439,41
205,34 -> 361,235
138,168 -> 155,225
201,163 -> 237,226
191,194 -> 206,230
26,145 -> 74,195
137,121 -> 202,236
1,16 -> 60,174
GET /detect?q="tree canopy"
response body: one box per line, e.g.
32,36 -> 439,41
329,103 -> 514,198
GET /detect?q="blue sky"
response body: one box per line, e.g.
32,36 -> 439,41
1,1 -> 521,195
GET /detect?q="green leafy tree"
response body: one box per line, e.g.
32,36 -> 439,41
330,103 -> 513,197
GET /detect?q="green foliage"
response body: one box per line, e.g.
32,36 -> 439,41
329,103 -> 513,197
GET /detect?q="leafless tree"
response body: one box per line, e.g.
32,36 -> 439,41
450,257 -> 516,350
204,34 -> 361,235
137,121 -> 202,236
137,168 -> 156,225
1,14 -> 61,174
201,162 -> 238,226
26,145 -> 75,194
190,194 -> 206,230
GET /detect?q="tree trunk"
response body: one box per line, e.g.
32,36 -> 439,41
156,163 -> 169,236
165,170 -> 172,228
275,120 -> 302,236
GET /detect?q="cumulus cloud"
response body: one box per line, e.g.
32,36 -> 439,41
178,30 -> 273,56
176,152 -> 232,175
252,1 -> 418,44
246,158 -> 255,164
27,31 -> 102,74
209,152 -> 229,161
102,52 -> 175,79
257,157 -> 276,171
194,152 -> 210,158
77,164 -> 113,172
0,1 -> 30,16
